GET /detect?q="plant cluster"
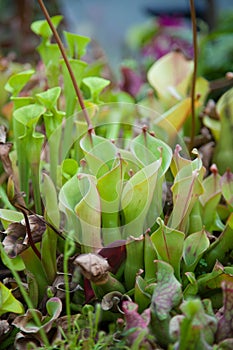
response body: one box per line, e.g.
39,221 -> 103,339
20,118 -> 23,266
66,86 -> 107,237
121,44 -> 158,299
0,3 -> 233,350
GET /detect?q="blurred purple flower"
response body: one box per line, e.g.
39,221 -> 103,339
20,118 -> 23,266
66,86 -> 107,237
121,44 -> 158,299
158,15 -> 184,28
119,66 -> 144,97
142,16 -> 193,59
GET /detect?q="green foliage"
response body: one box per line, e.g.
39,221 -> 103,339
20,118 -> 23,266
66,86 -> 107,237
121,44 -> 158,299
0,9 -> 233,350
0,282 -> 24,316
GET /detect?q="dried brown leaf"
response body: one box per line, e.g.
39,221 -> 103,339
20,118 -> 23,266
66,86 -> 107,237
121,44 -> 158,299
0,319 -> 10,337
21,215 -> 46,245
14,332 -> 41,350
0,125 -> 7,143
2,215 -> 46,257
0,142 -> 13,176
2,222 -> 27,257
74,253 -> 110,283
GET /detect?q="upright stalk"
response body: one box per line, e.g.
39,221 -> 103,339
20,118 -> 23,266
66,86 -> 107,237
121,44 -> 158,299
189,0 -> 198,153
37,0 -> 92,130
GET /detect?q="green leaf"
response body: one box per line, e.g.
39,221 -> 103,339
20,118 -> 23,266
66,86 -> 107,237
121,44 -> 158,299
38,43 -> 61,76
203,115 -> 220,141
31,16 -> 63,39
130,130 -> 172,173
121,159 -> 161,238
169,154 -> 205,232
170,144 -> 191,178
97,158 -> 127,245
213,87 -> 233,173
171,299 -> 217,349
134,275 -> 152,313
203,213 -> 233,270
61,59 -> 87,117
199,168 -> 223,231
41,174 -> 60,283
80,133 -> 117,177
124,235 -> 144,290
10,96 -> 35,110
46,297 -> 62,318
61,159 -> 79,184
20,247 -> 49,306
197,261 -> 233,308
0,282 -> 24,316
188,201 -> 203,234
74,174 -> 102,252
59,175 -> 83,242
183,229 -> 209,271
151,218 -> 184,279
151,260 -> 182,320
221,170 -> 233,210
82,77 -> 110,104
183,272 -> 198,298
36,87 -> 61,110
144,232 -> 157,282
0,209 -> 23,229
13,104 -> 45,202
13,104 -> 46,130
64,31 -> 91,59
5,69 -> 35,96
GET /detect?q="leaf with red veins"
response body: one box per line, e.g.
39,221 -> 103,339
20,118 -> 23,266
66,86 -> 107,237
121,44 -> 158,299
122,301 -> 150,345
216,282 -> 233,342
151,260 -> 182,320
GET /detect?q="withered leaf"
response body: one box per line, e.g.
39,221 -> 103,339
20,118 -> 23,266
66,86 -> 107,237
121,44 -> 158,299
2,222 -> 27,257
21,215 -> 46,245
13,297 -> 62,334
2,215 -> 46,257
0,319 -> 10,337
0,125 -> 7,144
0,142 -> 13,176
101,291 -> 131,312
14,332 -> 41,350
74,253 -> 110,283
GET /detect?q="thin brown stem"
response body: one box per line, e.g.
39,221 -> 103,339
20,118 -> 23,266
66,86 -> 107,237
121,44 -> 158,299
37,0 -> 92,130
189,0 -> 198,153
20,207 -> 41,260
